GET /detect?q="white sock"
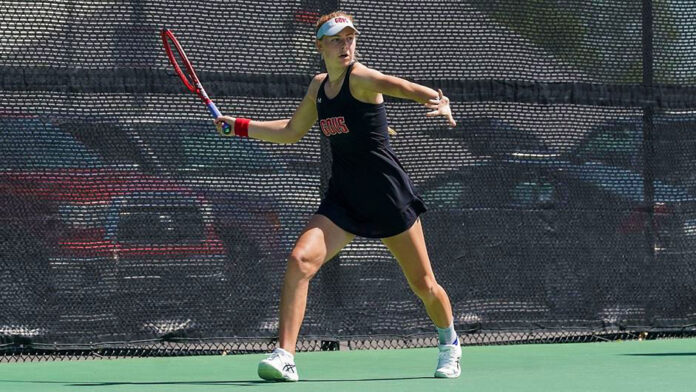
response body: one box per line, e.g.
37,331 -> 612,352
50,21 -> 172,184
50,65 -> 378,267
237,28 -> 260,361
437,323 -> 459,345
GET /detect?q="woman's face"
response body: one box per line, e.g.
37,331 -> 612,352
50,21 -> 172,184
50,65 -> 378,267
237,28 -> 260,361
317,27 -> 357,67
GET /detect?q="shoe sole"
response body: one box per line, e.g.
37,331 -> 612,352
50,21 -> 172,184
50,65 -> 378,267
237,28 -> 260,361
434,369 -> 461,378
258,362 -> 297,382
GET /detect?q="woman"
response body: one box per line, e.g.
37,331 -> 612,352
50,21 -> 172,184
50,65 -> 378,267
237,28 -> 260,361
214,11 -> 461,381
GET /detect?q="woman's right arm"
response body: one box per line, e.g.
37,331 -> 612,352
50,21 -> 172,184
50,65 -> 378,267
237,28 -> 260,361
214,74 -> 324,144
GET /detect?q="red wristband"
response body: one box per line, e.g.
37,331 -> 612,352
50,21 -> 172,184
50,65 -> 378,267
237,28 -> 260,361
234,118 -> 250,138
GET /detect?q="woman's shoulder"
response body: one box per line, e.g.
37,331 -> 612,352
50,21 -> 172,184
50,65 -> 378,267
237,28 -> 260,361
311,72 -> 328,87
349,62 -> 382,85
349,62 -> 386,94
306,73 -> 328,99
310,72 -> 328,88
350,62 -> 374,77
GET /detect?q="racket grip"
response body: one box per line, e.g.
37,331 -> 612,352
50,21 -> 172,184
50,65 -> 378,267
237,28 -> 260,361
207,101 -> 232,135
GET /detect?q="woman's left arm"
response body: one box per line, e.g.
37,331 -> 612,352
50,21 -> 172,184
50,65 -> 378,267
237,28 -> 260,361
351,65 -> 456,127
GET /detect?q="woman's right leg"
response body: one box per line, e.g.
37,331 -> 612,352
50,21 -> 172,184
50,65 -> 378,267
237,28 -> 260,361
278,214 -> 355,355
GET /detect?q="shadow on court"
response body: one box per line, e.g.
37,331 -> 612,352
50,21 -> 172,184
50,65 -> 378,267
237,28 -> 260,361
0,376 -> 433,388
68,376 -> 432,386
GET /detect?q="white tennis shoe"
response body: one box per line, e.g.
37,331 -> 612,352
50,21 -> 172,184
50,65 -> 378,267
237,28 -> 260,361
434,343 -> 462,378
257,348 -> 299,382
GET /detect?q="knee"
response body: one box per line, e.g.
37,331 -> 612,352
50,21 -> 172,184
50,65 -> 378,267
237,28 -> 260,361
408,274 -> 440,301
287,250 -> 323,280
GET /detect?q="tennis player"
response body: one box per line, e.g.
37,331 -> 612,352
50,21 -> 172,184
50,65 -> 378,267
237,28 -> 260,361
214,11 -> 460,382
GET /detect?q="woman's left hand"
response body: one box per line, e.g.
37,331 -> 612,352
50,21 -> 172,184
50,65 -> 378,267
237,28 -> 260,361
424,89 -> 456,127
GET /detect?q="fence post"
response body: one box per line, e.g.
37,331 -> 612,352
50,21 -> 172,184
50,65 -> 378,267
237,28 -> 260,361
642,0 -> 657,264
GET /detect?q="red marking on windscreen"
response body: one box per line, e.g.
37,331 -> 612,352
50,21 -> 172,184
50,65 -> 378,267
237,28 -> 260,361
295,10 -> 319,24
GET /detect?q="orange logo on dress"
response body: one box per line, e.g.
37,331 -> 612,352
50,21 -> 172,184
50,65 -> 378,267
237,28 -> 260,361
320,116 -> 350,136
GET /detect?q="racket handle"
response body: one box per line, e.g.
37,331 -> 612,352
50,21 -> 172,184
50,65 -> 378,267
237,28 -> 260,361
206,101 -> 232,135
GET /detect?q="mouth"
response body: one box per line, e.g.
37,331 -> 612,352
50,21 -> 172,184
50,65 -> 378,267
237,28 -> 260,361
339,54 -> 349,59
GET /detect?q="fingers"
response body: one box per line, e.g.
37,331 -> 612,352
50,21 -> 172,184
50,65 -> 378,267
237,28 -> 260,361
425,111 -> 456,128
425,90 -> 456,127
213,116 -> 237,136
214,115 -> 236,123
448,115 -> 457,127
424,95 -> 443,110
213,118 -> 223,133
213,116 -> 236,126
424,94 -> 449,109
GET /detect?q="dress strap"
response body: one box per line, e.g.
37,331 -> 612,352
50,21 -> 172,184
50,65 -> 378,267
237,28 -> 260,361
318,73 -> 330,100
338,62 -> 356,98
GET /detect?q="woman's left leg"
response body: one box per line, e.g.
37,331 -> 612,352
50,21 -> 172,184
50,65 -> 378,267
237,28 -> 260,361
380,218 -> 452,328
381,218 -> 462,378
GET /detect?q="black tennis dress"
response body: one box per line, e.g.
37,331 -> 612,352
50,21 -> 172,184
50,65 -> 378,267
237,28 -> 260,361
315,62 -> 427,238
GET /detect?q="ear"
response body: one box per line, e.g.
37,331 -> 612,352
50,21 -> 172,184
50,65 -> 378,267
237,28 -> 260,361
315,39 -> 323,53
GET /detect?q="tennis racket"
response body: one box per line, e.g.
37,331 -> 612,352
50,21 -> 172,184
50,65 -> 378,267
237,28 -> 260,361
161,29 -> 232,135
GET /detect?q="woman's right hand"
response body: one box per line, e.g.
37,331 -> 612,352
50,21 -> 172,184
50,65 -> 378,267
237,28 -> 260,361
213,115 -> 236,136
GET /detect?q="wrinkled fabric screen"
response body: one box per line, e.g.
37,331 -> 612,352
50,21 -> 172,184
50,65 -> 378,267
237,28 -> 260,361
1,0 -> 695,356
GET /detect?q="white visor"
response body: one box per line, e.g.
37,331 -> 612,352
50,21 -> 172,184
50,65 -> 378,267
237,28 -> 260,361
316,16 -> 360,39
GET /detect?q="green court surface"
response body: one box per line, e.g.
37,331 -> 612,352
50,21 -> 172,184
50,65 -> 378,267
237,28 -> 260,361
0,339 -> 694,391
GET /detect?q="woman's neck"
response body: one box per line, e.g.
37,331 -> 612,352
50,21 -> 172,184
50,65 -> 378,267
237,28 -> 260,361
325,62 -> 351,83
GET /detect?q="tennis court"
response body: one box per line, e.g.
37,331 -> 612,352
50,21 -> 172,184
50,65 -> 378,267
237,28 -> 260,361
3,0 -> 696,389
1,339 -> 693,392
